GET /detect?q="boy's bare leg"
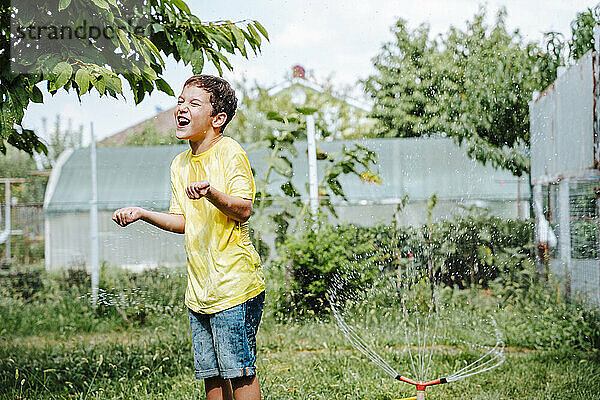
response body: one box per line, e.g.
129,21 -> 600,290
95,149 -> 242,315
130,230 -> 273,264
231,375 -> 261,400
204,377 -> 233,400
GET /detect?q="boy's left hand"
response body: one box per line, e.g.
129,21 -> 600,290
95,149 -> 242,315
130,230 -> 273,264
186,181 -> 211,199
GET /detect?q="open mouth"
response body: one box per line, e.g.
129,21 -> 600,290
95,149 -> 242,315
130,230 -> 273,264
177,115 -> 190,127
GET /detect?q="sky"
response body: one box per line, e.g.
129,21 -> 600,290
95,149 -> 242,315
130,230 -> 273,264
20,0 -> 600,144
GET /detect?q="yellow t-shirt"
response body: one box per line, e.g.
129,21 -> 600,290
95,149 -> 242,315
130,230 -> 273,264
169,137 -> 264,314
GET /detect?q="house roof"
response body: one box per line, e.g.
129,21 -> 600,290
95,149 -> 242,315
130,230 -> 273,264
44,137 -> 528,214
98,74 -> 372,146
98,107 -> 176,146
267,77 -> 372,112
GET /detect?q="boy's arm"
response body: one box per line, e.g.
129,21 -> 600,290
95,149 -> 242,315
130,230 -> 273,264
186,181 -> 251,223
112,207 -> 185,233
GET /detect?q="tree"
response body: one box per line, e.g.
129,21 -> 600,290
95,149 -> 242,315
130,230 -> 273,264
568,4 -> 600,60
248,106 -> 379,260
363,20 -> 443,138
0,147 -> 47,203
434,9 -> 549,177
364,7 -> 556,177
45,114 -> 83,165
0,113 -> 86,203
227,75 -> 374,144
0,0 -> 268,155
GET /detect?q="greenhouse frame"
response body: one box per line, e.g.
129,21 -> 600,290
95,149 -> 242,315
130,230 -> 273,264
44,137 -> 529,269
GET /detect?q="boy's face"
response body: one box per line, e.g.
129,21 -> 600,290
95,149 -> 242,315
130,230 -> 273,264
174,85 -> 222,141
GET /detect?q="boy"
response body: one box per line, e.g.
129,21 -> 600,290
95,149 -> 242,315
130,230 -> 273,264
113,75 -> 265,400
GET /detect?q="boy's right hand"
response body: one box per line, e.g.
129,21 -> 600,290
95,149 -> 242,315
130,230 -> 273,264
112,207 -> 144,227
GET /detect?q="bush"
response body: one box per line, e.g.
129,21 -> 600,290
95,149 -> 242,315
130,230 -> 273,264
0,265 -> 188,337
275,207 -> 534,317
273,223 -> 401,318
429,207 -> 534,288
490,277 -> 600,351
0,265 -> 44,301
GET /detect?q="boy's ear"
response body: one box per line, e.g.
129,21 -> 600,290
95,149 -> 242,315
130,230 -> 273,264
212,112 -> 227,129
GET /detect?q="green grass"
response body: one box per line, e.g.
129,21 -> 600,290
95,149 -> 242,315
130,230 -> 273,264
1,265 -> 599,399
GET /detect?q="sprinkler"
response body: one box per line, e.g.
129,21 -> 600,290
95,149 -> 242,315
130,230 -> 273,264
394,375 -> 447,399
329,290 -> 505,400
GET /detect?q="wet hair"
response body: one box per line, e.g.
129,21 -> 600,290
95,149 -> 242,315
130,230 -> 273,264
183,75 -> 238,132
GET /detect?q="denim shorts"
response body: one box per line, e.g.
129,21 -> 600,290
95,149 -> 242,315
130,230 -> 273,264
188,291 -> 265,380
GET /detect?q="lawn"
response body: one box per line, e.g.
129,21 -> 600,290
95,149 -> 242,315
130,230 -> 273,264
1,265 -> 599,400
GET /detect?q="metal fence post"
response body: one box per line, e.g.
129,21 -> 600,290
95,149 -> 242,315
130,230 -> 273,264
558,178 -> 571,298
4,180 -> 10,260
306,113 -> 318,216
533,184 -> 544,272
90,123 -> 99,306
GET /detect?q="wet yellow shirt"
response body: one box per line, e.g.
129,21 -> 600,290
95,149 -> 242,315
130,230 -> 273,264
169,137 -> 264,314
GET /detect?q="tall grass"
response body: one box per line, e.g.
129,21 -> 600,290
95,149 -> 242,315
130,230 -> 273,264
1,264 -> 599,399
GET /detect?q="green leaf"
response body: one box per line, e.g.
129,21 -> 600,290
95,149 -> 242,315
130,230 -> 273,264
29,85 -> 43,103
270,156 -> 293,177
75,68 -> 91,95
131,35 -> 153,65
247,23 -> 261,47
141,36 -> 162,63
6,128 -> 47,156
208,51 -> 223,76
91,0 -> 110,10
253,21 -> 269,41
242,30 -> 257,53
266,111 -> 284,122
214,51 -> 233,70
171,0 -> 191,14
209,31 -> 234,53
12,85 -> 29,109
58,0 -> 72,11
174,35 -> 194,61
91,74 -> 106,95
52,62 -> 73,90
327,177 -> 345,197
155,78 -> 174,96
0,104 -> 15,138
281,181 -> 300,198
191,50 -> 204,74
106,74 -> 122,95
116,28 -> 131,54
295,107 -> 318,115
141,64 -> 157,80
230,26 -> 247,57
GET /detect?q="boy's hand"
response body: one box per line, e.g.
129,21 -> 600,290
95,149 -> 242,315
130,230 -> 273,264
185,181 -> 210,199
112,207 -> 144,227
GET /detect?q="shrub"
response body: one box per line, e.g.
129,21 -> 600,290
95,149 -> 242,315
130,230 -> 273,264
275,207 -> 534,317
490,277 -> 600,351
429,207 -> 534,288
0,265 -> 44,301
273,223 -> 399,318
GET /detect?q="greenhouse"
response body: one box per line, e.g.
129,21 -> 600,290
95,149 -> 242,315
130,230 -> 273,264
44,137 -> 528,269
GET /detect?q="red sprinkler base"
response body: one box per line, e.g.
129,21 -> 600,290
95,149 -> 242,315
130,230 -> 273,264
395,375 -> 448,399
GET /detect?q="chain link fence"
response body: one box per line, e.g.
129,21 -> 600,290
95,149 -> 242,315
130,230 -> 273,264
539,178 -> 600,305
0,204 -> 44,265
569,179 -> 600,304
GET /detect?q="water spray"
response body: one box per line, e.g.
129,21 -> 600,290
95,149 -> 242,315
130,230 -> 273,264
330,294 -> 505,399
